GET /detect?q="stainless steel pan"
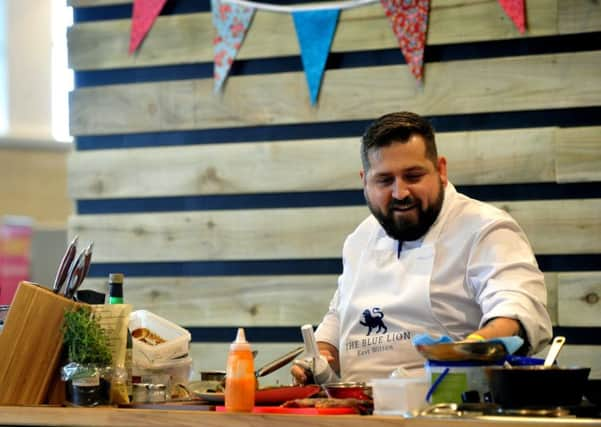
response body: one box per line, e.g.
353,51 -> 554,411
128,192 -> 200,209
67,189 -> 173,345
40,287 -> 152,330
415,341 -> 508,362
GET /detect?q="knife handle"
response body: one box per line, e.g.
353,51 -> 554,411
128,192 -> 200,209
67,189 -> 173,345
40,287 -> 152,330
301,324 -> 320,358
64,248 -> 86,298
52,235 -> 78,293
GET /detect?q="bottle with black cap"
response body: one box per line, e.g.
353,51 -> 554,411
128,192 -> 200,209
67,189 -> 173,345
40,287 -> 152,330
107,273 -> 133,400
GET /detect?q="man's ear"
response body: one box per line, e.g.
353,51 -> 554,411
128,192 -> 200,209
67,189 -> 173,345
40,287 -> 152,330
437,156 -> 448,186
360,169 -> 366,185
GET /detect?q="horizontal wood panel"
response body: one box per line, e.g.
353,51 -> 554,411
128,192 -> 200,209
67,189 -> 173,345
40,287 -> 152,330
68,127 -> 557,199
68,198 -> 601,262
0,149 -> 72,227
559,0 -> 601,34
557,272 -> 601,327
68,0 -> 560,71
555,126 -> 601,183
83,275 -> 337,327
80,272 -> 599,328
70,51 -> 601,136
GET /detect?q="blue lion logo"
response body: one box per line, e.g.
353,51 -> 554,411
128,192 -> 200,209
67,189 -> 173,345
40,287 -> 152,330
360,307 -> 387,336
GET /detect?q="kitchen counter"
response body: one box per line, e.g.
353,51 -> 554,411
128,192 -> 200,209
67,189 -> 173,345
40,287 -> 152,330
0,406 -> 599,427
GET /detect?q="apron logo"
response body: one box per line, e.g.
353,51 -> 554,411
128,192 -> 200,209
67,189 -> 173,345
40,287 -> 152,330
359,307 -> 388,336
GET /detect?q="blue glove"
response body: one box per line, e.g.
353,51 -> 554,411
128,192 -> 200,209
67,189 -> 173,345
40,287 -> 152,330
412,333 -> 453,346
487,336 -> 523,355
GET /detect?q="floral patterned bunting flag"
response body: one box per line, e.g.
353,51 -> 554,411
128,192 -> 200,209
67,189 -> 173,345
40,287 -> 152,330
129,0 -> 168,54
380,0 -> 430,82
211,0 -> 255,92
498,0 -> 526,33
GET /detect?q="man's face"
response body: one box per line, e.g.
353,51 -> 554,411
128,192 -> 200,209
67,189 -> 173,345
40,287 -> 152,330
360,134 -> 448,241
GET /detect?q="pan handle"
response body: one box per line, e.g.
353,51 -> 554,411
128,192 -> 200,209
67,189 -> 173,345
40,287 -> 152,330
255,346 -> 304,378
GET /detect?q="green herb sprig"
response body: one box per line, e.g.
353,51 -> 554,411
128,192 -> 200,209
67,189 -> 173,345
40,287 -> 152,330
62,306 -> 112,366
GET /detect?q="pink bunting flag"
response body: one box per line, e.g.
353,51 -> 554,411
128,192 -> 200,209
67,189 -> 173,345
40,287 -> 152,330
129,0 -> 168,54
498,0 -> 526,33
380,0 -> 430,82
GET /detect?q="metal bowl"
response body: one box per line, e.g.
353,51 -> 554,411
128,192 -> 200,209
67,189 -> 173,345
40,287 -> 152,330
199,370 -> 226,382
323,382 -> 372,400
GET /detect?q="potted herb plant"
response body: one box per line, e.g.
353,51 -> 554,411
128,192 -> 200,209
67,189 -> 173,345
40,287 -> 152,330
61,306 -> 113,406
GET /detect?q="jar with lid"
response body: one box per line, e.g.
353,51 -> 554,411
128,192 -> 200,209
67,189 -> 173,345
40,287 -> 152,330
132,383 -> 167,403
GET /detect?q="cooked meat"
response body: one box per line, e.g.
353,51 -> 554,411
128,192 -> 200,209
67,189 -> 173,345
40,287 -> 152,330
281,397 -> 373,414
131,327 -> 166,345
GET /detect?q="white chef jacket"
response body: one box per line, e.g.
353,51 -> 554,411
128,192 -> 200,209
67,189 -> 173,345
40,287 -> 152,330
315,182 -> 552,382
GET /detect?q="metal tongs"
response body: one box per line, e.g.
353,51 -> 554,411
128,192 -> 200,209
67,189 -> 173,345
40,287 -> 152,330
52,235 -> 94,299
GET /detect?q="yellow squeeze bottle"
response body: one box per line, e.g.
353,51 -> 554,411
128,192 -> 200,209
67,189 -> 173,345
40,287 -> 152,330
225,328 -> 255,412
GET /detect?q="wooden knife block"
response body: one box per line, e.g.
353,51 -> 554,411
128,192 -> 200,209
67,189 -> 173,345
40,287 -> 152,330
0,281 -> 83,405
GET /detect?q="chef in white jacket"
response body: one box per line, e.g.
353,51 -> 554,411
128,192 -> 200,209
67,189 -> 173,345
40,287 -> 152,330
292,111 -> 552,384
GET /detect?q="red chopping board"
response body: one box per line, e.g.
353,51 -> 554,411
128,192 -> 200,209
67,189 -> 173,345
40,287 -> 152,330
216,406 -> 358,415
194,385 -> 321,405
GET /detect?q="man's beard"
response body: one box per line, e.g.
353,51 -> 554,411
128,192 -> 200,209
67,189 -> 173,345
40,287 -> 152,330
365,180 -> 445,242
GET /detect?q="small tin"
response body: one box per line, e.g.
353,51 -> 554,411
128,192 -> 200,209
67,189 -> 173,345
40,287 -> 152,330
132,383 -> 167,403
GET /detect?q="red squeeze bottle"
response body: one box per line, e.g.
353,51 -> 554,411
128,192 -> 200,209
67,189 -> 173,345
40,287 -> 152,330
225,328 -> 255,412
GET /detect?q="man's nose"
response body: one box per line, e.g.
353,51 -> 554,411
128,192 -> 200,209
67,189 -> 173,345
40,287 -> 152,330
392,179 -> 410,199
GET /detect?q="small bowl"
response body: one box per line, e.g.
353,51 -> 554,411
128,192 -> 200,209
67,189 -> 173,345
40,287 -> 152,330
324,382 -> 373,400
200,370 -> 226,382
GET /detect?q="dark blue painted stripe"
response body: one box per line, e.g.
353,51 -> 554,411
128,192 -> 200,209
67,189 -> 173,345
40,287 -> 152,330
87,258 -> 342,278
74,33 -> 601,88
73,0 -> 319,23
86,254 -> 601,279
552,328 -> 601,346
185,326 -> 601,345
76,183 -> 601,215
188,326 -> 302,343
77,190 -> 364,214
75,107 -> 601,151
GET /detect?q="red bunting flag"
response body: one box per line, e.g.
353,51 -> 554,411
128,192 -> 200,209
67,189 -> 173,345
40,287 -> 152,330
498,0 -> 526,33
129,0 -> 168,54
380,0 -> 430,82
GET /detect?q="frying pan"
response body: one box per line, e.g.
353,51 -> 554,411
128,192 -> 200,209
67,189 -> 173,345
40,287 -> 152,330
486,335 -> 590,408
415,341 -> 508,362
486,365 -> 591,408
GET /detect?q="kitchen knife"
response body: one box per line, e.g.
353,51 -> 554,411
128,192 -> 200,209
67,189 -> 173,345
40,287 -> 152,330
64,248 -> 86,299
52,235 -> 78,294
79,242 -> 94,287
301,324 -> 320,379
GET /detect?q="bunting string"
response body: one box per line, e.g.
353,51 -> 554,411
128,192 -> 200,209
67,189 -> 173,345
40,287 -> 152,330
221,0 -> 377,13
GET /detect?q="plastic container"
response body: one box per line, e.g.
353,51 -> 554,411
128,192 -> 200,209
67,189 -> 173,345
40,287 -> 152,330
132,355 -> 193,397
426,360 -> 496,404
372,377 -> 429,417
129,310 -> 191,365
225,328 -> 255,412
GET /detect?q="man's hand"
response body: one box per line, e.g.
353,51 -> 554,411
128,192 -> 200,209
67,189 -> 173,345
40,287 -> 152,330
290,342 -> 339,385
464,317 -> 522,341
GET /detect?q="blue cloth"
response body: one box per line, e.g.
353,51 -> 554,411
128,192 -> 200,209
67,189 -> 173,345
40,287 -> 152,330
412,333 -> 524,355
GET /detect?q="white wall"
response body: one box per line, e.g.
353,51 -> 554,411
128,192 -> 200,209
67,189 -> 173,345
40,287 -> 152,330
5,0 -> 53,141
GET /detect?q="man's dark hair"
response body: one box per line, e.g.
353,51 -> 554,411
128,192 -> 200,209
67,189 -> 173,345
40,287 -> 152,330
360,111 -> 438,171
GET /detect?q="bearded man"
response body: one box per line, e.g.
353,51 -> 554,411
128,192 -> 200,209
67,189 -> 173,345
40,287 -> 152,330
293,112 -> 552,383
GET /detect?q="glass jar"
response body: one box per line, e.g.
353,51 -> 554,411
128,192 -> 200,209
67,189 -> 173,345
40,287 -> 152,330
132,383 -> 167,403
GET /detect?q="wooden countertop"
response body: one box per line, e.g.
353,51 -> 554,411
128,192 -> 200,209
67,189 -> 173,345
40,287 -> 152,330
1,406 -> 599,427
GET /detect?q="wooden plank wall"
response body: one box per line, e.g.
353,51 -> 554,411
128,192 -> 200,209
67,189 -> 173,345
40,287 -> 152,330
66,0 -> 601,384
0,147 -> 72,228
